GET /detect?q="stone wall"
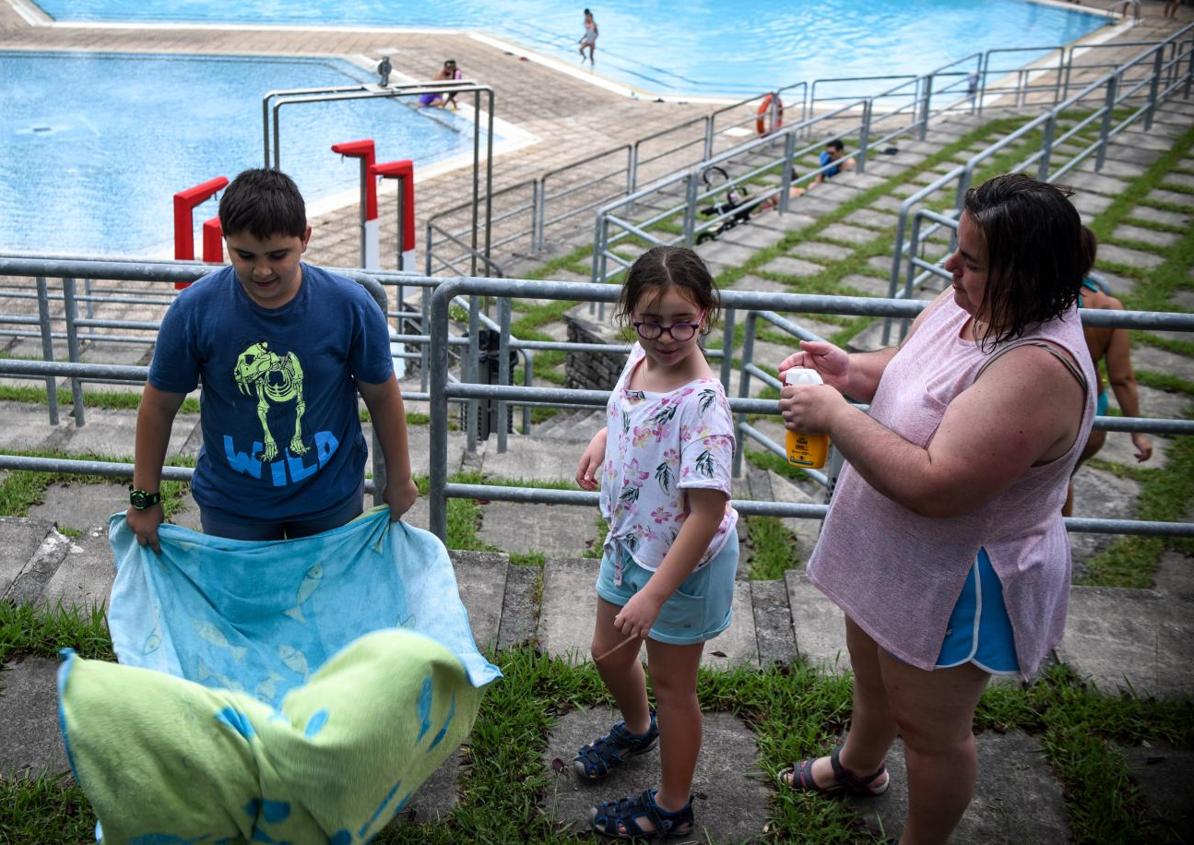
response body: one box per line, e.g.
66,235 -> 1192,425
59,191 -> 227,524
564,314 -> 627,391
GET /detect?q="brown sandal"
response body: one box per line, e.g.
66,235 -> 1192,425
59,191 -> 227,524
778,746 -> 889,796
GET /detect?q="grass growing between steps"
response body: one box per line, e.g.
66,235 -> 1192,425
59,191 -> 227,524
0,384 -> 200,414
3,598 -> 1192,844
0,450 -> 192,527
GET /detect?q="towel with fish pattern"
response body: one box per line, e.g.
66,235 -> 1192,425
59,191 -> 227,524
56,508 -> 501,844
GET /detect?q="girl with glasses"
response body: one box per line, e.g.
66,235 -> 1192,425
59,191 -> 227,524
573,245 -> 739,839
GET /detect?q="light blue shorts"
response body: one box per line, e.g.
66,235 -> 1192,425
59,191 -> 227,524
936,548 -> 1020,675
596,539 -> 739,646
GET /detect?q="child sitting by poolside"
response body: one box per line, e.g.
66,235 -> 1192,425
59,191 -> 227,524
419,59 -> 462,109
573,245 -> 739,839
126,167 -> 417,546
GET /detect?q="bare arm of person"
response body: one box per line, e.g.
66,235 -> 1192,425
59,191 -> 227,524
612,488 -> 726,640
358,375 -> 419,520
576,427 -> 608,491
1103,314 -> 1153,462
127,384 -> 187,552
782,344 -> 1085,517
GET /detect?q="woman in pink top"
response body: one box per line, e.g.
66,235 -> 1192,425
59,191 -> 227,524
775,174 -> 1096,844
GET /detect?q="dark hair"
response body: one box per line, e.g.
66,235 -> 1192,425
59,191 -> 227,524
962,173 -> 1085,345
584,7 -> 592,14
219,168 -> 307,240
826,138 -> 844,152
1079,225 -> 1098,275
615,245 -> 720,333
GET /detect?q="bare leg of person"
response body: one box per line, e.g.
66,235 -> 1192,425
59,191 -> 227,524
645,638 -> 704,814
878,651 -> 991,845
786,616 -> 898,787
590,598 -> 652,733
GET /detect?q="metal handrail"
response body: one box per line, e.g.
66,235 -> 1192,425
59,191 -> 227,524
884,24 -> 1194,343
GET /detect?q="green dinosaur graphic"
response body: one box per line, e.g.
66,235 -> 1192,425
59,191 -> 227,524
233,341 -> 308,462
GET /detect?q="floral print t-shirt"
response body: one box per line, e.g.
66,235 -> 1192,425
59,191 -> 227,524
599,343 -> 739,572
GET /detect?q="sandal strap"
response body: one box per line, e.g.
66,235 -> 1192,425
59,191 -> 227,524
575,714 -> 658,779
829,746 -> 886,793
593,790 -> 692,839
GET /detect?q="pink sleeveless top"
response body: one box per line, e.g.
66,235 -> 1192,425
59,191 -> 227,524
807,296 -> 1095,678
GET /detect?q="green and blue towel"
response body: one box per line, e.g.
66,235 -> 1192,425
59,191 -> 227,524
57,508 -> 501,844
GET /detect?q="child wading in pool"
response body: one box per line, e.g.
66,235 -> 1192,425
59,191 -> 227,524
574,245 -> 740,839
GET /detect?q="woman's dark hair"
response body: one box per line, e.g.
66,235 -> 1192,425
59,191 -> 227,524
219,168 -> 307,240
962,173 -> 1085,346
1079,225 -> 1098,275
615,245 -> 720,333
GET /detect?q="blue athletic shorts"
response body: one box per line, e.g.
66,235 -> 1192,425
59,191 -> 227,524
936,548 -> 1020,675
596,538 -> 739,646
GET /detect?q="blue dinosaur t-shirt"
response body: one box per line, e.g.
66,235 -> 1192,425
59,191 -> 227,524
149,264 -> 393,523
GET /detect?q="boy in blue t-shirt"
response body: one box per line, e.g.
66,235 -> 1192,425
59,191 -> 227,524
127,168 -> 418,547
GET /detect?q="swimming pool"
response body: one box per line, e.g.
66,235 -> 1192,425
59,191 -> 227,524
0,52 -> 497,257
33,0 -> 1111,97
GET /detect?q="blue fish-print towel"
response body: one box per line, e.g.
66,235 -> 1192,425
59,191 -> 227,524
56,508 -> 501,843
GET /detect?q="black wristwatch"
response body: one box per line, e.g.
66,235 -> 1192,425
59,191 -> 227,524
129,486 -> 162,510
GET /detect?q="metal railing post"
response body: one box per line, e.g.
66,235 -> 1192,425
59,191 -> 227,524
1038,112 -> 1056,181
521,350 -> 533,434
732,311 -> 757,478
1095,74 -> 1119,172
703,115 -> 715,160
465,296 -> 480,452
61,277 -> 85,426
532,179 -> 544,253
858,99 -> 873,174
496,297 -> 511,454
779,132 -> 796,214
628,143 -> 641,195
977,52 -> 990,117
682,171 -> 699,245
719,307 -> 735,392
919,74 -> 934,141
35,276 -> 59,426
1144,46 -> 1164,131
428,283 -> 457,541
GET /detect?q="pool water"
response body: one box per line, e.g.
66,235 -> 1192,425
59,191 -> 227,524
34,0 -> 1110,96
0,52 -> 493,256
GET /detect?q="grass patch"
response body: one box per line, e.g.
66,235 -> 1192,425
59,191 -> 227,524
746,447 -> 810,484
0,775 -> 98,845
0,450 -> 191,525
4,613 -> 1192,843
744,515 -> 801,579
0,385 -> 199,415
0,600 -> 114,663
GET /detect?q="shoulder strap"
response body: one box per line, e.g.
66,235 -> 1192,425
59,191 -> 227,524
976,339 -> 1088,394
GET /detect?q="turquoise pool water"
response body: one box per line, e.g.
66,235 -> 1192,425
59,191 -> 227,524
0,52 -> 493,256
34,0 -> 1109,96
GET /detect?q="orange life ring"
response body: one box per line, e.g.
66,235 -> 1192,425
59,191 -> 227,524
756,94 -> 784,136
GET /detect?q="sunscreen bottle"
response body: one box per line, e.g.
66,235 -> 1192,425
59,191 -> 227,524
784,368 -> 831,469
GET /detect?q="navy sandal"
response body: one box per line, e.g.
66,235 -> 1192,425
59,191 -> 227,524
573,711 -> 658,782
590,788 -> 694,840
778,746 -> 889,797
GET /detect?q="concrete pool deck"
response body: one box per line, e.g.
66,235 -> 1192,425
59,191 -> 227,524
2,1 -> 1192,271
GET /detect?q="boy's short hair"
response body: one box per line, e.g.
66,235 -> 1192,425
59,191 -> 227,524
826,138 -> 845,152
219,168 -> 307,240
